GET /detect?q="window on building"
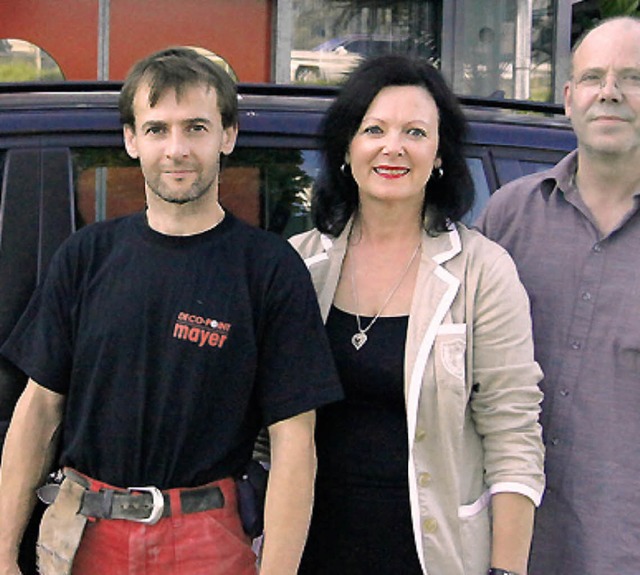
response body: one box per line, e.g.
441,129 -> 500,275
451,0 -> 554,101
285,0 -> 556,102
289,0 -> 440,85
0,39 -> 64,81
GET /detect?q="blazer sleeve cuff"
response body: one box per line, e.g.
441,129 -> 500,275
490,481 -> 544,507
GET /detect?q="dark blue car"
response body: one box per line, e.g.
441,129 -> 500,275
0,81 -> 575,440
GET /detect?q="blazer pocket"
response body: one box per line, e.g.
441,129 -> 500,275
434,323 -> 467,385
458,490 -> 491,574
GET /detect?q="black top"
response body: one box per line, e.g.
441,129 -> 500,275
1,212 -> 343,488
300,306 -> 423,575
316,305 -> 409,487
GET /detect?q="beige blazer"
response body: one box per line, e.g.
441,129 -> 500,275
290,220 -> 545,575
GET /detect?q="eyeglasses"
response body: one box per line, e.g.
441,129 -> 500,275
573,70 -> 640,94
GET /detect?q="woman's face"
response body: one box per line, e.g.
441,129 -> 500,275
347,84 -> 440,209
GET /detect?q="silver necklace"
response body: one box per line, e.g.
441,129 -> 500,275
350,242 -> 421,350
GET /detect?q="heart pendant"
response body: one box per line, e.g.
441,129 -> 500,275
351,332 -> 368,350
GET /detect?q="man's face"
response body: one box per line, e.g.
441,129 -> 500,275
564,19 -> 640,158
123,82 -> 237,206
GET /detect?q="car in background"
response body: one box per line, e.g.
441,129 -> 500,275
0,79 -> 574,575
290,34 -> 437,83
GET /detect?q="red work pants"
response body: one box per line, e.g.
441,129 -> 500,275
70,475 -> 257,575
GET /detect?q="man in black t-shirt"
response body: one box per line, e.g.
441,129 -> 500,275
0,47 -> 342,575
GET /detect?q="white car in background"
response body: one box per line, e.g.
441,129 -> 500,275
290,36 -> 371,83
290,35 -> 436,84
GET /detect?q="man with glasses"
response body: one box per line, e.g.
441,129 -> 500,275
476,17 -> 640,575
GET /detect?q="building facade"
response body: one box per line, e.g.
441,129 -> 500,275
0,0 -> 617,103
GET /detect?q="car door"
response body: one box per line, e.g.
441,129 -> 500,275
0,147 -> 74,433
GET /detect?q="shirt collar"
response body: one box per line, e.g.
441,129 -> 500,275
539,150 -> 578,199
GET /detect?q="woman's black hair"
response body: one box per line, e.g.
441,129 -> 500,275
312,54 -> 475,236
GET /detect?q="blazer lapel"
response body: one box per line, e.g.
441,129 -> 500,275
309,223 -> 351,322
405,228 -> 462,439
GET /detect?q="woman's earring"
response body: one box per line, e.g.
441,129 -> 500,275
433,166 -> 444,179
340,163 -> 350,176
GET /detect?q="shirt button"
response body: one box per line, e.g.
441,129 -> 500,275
415,428 -> 426,442
418,472 -> 432,487
593,243 -> 602,253
550,437 -> 560,446
581,291 -> 592,301
560,389 -> 570,397
422,517 -> 438,533
570,340 -> 581,350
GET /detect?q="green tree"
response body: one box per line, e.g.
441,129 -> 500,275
598,0 -> 640,17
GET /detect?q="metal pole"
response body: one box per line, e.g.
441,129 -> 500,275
273,0 -> 293,83
97,0 -> 110,80
96,0 -> 110,221
514,0 -> 532,100
554,0 -> 583,104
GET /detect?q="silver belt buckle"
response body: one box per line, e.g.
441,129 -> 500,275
127,485 -> 164,525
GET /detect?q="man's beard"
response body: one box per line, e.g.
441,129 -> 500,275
146,172 -> 217,205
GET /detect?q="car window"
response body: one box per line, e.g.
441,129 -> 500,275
70,144 -> 559,236
72,149 -> 143,227
224,148 -> 315,236
493,156 -> 557,187
70,146 -> 317,237
0,151 -> 5,212
464,156 -> 492,225
343,40 -> 367,53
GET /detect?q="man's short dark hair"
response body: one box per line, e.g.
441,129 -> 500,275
119,46 -> 238,129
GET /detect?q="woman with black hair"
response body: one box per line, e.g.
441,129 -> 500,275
291,55 -> 545,575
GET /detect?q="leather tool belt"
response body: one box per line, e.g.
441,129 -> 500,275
52,468 -> 226,526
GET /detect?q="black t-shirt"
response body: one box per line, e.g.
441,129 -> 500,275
1,212 -> 342,488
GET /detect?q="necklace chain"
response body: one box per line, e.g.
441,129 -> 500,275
350,242 -> 421,350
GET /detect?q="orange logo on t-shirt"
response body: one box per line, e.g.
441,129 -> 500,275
173,311 -> 231,348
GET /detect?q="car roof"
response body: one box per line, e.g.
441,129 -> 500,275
0,81 -> 574,152
312,35 -> 398,51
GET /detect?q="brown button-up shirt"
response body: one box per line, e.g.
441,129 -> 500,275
476,150 -> 640,575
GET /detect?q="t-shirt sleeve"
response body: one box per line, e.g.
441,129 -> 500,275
255,243 -> 343,426
0,241 -> 76,394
